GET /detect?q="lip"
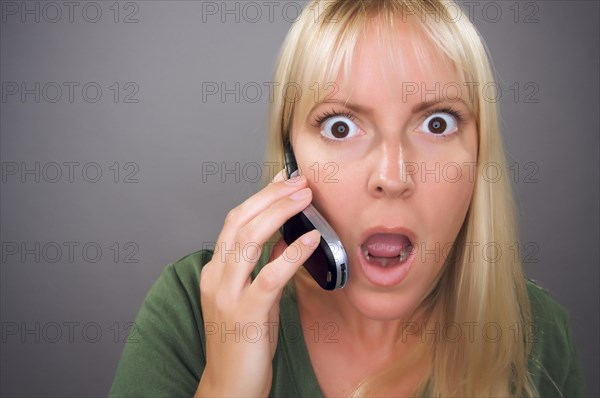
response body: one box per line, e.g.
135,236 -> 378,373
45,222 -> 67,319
359,226 -> 417,247
357,226 -> 418,287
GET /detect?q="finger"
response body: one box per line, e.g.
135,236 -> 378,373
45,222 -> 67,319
215,174 -> 307,248
245,229 -> 321,311
268,237 -> 287,263
222,187 -> 313,291
239,237 -> 287,291
269,168 -> 286,184
207,172 -> 307,290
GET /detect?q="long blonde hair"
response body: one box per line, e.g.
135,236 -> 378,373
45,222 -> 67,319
262,1 -> 536,396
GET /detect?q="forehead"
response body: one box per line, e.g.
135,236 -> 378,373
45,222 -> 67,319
290,15 -> 474,136
337,19 -> 462,105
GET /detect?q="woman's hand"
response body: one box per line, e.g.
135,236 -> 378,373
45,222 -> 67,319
194,169 -> 321,397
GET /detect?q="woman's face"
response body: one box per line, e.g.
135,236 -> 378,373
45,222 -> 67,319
291,21 -> 479,321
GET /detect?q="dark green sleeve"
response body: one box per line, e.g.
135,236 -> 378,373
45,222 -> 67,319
526,280 -> 587,397
108,250 -> 211,398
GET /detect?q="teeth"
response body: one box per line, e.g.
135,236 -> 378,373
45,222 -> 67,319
363,244 -> 413,267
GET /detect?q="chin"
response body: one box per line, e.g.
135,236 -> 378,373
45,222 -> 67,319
342,282 -> 420,321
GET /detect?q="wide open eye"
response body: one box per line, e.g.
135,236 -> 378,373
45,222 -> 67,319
321,115 -> 360,141
420,112 -> 459,137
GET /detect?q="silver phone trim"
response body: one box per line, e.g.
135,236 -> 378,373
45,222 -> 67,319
300,204 -> 348,288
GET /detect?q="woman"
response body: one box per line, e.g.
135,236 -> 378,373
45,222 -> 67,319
109,0 -> 586,396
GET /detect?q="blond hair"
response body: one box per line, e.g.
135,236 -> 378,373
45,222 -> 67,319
262,1 -> 536,396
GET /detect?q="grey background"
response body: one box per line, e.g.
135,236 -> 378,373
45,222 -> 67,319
0,0 -> 598,396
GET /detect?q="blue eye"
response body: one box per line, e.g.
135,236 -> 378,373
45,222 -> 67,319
321,115 -> 360,141
420,112 -> 460,137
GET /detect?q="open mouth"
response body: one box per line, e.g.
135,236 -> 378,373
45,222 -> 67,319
360,233 -> 414,267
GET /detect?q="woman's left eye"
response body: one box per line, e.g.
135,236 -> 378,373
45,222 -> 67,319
320,115 -> 361,141
419,112 -> 459,137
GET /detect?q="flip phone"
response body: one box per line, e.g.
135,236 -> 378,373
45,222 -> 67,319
279,139 -> 349,290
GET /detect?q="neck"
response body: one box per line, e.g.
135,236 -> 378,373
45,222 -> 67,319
293,269 -> 426,354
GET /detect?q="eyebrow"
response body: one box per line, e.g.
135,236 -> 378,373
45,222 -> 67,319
311,98 -> 471,115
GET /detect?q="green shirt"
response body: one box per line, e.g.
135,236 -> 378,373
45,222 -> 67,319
108,249 -> 587,397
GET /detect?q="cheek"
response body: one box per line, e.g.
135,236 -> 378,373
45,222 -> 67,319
306,163 -> 363,231
420,163 -> 475,243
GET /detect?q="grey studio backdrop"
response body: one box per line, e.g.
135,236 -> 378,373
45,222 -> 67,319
0,1 -> 598,397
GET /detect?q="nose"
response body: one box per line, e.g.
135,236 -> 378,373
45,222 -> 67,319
367,141 -> 414,199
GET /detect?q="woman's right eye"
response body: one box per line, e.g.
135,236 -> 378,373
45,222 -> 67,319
320,115 -> 361,142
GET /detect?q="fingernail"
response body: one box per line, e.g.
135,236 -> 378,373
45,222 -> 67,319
290,187 -> 310,201
272,169 -> 285,183
301,230 -> 321,247
285,174 -> 305,184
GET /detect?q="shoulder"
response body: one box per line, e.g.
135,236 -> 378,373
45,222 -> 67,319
525,277 -> 570,326
132,249 -> 213,328
108,249 -> 214,397
109,246 -> 281,397
524,278 -> 587,397
167,245 -> 272,290
166,249 -> 214,294
524,278 -> 571,370
524,277 -> 575,356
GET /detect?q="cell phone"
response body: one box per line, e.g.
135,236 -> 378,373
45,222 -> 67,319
279,139 -> 349,290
